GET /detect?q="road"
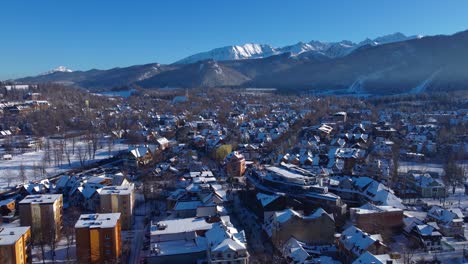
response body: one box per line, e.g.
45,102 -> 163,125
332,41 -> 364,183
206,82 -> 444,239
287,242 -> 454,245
127,200 -> 147,264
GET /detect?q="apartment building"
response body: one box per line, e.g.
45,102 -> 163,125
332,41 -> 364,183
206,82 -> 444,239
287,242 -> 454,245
75,213 -> 122,264
19,194 -> 62,242
0,226 -> 31,264
225,151 -> 246,177
98,185 -> 135,230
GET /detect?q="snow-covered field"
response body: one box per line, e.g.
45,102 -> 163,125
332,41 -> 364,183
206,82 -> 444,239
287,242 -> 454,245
0,138 -> 128,190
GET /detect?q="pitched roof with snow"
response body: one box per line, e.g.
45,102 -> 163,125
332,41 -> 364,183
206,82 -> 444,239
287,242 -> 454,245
256,192 -> 280,207
352,251 -> 395,264
427,206 -> 464,224
340,226 -> 384,257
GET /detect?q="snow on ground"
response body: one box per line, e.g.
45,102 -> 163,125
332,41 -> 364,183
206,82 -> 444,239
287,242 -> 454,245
398,161 -> 445,175
0,138 -> 128,190
399,160 -> 468,175
407,69 -> 441,94
31,236 -> 76,263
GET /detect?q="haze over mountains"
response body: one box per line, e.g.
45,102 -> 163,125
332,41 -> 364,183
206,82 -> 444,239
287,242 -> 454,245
13,30 -> 468,95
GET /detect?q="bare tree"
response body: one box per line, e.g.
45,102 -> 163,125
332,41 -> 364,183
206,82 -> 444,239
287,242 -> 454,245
77,146 -> 87,166
18,162 -> 27,184
65,146 -> 72,167
444,157 -> 466,194
106,136 -> 113,158
33,162 -> 41,181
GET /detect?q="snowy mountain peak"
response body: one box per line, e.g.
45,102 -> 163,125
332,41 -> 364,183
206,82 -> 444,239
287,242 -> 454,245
175,43 -> 277,64
175,32 -> 424,64
41,66 -> 73,75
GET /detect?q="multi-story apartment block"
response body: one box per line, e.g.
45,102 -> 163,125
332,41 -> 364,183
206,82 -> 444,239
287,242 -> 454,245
75,213 -> 122,264
98,185 -> 135,230
19,194 -> 63,242
0,226 -> 31,264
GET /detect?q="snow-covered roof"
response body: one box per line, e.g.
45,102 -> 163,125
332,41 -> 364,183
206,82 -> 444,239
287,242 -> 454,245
75,213 -> 121,229
174,200 -> 202,211
151,216 -> 229,236
352,251 -> 395,264
340,226 -> 384,257
0,226 -> 30,246
256,192 -> 280,207
19,194 -> 61,204
98,185 -> 134,196
427,206 -> 463,224
130,146 -> 149,158
207,223 -> 247,253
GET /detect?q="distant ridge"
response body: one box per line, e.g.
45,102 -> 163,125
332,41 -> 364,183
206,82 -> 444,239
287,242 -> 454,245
13,30 -> 468,95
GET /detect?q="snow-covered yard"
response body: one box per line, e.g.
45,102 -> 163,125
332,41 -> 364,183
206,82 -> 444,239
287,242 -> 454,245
0,138 -> 128,190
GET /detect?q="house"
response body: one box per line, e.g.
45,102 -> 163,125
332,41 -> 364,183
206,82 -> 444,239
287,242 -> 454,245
406,171 -> 446,198
148,216 -> 247,264
337,225 -> 388,262
205,222 -> 249,264
264,208 -> 335,247
156,137 -> 170,151
329,176 -> 403,209
282,237 -> 339,264
0,198 -> 16,217
409,224 -> 442,251
172,200 -> 202,218
427,206 -> 465,237
129,146 -> 153,166
253,192 -> 302,221
352,251 -> 401,264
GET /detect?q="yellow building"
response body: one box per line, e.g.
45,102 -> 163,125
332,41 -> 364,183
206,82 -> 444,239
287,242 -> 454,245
19,194 -> 63,242
75,213 -> 122,264
98,185 -> 135,230
0,226 -> 31,264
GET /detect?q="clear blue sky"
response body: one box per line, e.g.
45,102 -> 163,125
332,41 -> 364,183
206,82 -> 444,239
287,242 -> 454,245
1,0 -> 468,79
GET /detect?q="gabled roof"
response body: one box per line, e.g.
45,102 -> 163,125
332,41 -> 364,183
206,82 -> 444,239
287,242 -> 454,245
256,192 -> 280,207
340,226 -> 384,257
353,251 -> 395,264
427,206 -> 463,223
130,146 -> 149,158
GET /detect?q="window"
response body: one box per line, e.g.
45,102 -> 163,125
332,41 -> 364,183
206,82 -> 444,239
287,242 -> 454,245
105,249 -> 111,255
105,234 -> 110,239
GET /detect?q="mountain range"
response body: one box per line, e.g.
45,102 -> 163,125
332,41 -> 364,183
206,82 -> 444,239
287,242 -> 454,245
174,32 -> 422,64
13,31 -> 468,95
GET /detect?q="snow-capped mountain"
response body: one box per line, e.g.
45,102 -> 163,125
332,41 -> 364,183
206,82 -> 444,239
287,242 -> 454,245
40,66 -> 73,75
359,32 -> 423,46
18,29 -> 468,96
175,44 -> 277,64
174,32 -> 425,64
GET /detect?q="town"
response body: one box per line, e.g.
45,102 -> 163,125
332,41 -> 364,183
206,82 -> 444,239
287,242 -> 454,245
0,83 -> 466,264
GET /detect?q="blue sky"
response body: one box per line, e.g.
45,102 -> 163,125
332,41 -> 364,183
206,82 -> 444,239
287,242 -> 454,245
1,0 -> 468,79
